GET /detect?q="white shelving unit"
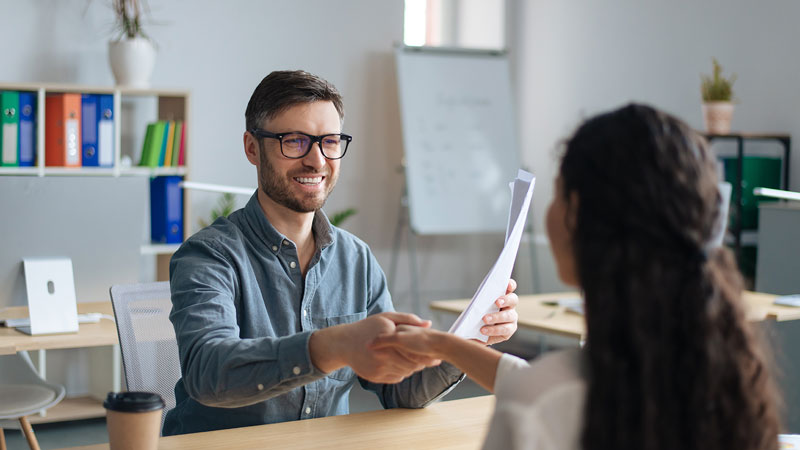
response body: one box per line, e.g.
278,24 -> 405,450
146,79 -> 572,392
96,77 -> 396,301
0,82 -> 191,422
0,82 -> 191,263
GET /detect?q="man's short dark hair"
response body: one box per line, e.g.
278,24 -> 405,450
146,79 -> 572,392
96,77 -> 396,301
245,70 -> 345,131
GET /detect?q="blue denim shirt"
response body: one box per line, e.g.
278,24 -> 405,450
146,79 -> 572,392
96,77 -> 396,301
163,193 -> 463,436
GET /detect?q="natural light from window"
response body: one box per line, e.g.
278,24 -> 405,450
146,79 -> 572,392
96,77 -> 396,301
403,0 -> 505,49
404,0 -> 427,46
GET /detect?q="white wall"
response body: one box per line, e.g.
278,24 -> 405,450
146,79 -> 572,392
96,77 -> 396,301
9,0 -> 799,395
509,0 -> 800,240
0,0 -> 441,396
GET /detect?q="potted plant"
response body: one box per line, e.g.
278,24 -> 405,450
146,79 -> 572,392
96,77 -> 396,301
108,0 -> 156,88
701,58 -> 736,134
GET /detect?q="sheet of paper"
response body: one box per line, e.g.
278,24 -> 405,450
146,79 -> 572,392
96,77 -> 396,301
779,434 -> 800,448
449,169 -> 535,341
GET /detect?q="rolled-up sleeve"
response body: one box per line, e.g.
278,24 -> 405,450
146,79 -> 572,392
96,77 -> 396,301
169,238 -> 326,408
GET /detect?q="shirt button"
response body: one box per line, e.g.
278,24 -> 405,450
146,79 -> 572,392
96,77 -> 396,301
257,384 -> 264,391
292,366 -> 301,375
302,309 -> 307,317
272,245 -> 278,252
283,239 -> 291,246
305,407 -> 311,415
290,261 -> 297,269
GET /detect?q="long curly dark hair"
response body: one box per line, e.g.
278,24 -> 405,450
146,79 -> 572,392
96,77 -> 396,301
558,104 -> 780,450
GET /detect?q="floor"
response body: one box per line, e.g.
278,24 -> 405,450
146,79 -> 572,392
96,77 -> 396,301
1,378 -> 491,450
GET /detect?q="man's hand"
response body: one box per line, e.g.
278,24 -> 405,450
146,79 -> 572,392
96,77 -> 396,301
369,325 -> 449,361
479,279 -> 519,345
309,312 -> 441,384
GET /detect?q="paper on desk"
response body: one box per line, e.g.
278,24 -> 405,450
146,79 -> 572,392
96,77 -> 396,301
780,434 -> 800,448
449,169 -> 535,341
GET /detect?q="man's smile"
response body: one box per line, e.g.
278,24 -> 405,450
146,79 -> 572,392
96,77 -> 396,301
294,176 -> 324,186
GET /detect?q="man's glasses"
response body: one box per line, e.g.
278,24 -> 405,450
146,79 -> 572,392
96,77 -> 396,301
249,129 -> 352,160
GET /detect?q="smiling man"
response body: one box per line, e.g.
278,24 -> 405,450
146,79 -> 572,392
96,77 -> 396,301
163,70 -> 520,435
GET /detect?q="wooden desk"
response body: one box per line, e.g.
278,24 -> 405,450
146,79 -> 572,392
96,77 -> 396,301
0,302 -> 118,355
430,291 -> 799,342
65,395 -> 496,450
0,301 -> 120,423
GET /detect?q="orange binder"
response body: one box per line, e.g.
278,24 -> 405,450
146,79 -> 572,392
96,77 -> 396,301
45,93 -> 82,167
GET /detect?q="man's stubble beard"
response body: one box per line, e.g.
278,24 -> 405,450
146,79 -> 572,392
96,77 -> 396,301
258,146 -> 337,213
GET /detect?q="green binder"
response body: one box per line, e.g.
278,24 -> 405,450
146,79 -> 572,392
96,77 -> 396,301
1,91 -> 20,167
722,156 -> 782,230
141,121 -> 166,168
139,122 -> 155,166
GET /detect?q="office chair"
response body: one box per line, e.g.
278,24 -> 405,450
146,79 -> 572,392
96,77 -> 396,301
109,281 -> 180,434
0,352 -> 66,450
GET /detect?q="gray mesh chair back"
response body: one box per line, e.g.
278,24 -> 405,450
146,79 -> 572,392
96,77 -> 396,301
109,281 -> 180,433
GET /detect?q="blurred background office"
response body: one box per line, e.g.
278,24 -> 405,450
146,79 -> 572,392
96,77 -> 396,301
1,0 -> 800,447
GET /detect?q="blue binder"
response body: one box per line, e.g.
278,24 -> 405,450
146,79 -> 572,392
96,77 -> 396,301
97,95 -> 114,167
18,92 -> 36,167
150,176 -> 183,244
81,94 -> 99,166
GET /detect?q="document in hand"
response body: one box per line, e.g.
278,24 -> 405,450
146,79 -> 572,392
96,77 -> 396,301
449,169 -> 535,341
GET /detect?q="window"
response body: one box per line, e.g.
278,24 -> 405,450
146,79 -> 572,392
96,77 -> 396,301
403,0 -> 506,50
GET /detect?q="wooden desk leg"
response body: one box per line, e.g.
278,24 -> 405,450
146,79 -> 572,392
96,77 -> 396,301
19,416 -> 41,450
0,427 -> 6,450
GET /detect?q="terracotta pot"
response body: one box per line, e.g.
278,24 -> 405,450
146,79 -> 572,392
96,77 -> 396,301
108,38 -> 156,88
702,101 -> 735,134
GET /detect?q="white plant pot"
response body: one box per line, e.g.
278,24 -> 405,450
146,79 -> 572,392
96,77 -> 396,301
108,38 -> 156,88
702,101 -> 735,134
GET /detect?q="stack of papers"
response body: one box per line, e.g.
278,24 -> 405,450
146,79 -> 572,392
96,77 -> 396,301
449,169 -> 535,341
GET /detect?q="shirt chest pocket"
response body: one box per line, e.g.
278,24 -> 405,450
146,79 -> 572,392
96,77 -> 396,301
312,311 -> 368,381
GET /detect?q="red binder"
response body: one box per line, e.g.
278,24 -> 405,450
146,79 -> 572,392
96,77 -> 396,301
45,93 -> 82,167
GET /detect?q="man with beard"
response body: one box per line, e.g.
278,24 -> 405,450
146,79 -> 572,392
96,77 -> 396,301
163,70 -> 520,435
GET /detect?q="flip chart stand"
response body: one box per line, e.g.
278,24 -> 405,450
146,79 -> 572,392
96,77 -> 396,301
388,175 -> 423,315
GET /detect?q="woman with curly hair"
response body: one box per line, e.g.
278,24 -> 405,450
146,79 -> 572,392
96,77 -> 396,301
371,103 -> 781,450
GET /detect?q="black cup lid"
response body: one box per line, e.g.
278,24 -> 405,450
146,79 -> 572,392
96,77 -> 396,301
104,391 -> 165,413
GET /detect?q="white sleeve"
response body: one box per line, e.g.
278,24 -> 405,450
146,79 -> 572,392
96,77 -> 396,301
494,353 -> 530,391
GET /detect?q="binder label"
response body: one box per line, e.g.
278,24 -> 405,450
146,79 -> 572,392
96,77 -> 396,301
20,120 -> 33,164
99,120 -> 113,166
66,119 -> 79,165
2,123 -> 16,164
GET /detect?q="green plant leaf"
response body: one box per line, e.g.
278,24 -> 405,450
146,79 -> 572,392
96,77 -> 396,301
701,58 -> 736,102
329,208 -> 357,227
198,193 -> 236,229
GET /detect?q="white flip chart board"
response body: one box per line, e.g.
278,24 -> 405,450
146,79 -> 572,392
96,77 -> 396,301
395,46 -> 521,234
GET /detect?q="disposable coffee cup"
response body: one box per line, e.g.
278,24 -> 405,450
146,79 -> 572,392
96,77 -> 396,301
104,391 -> 165,450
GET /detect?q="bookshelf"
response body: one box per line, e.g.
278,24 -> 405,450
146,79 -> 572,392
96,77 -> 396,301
0,82 -> 191,266
0,82 -> 191,423
704,133 -> 791,285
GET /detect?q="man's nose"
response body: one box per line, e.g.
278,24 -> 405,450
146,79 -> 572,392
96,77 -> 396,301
302,141 -> 326,168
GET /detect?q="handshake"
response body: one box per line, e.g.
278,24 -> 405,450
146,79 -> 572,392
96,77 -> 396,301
309,280 -> 519,384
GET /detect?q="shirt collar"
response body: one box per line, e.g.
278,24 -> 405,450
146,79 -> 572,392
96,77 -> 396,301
244,192 -> 335,251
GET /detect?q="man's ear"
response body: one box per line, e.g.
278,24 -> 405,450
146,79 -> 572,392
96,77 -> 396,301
244,131 -> 259,166
566,191 -> 579,232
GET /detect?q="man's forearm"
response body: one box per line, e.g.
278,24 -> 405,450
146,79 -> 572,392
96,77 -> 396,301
179,330 -> 326,408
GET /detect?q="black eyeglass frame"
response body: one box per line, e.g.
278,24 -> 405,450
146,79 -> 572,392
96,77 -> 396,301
249,128 -> 352,160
